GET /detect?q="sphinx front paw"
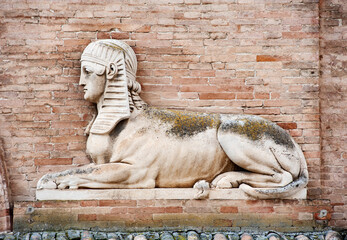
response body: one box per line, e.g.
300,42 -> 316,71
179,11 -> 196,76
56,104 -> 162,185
37,173 -> 58,189
37,173 -> 88,190
55,176 -> 88,189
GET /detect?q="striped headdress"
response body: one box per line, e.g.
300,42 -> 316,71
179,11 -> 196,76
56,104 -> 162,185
81,39 -> 142,135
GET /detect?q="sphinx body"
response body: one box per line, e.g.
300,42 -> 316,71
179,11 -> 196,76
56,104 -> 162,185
37,39 -> 308,199
38,107 -> 308,199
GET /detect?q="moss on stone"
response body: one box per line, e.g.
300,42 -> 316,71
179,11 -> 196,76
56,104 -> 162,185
145,108 -> 220,138
221,117 -> 294,148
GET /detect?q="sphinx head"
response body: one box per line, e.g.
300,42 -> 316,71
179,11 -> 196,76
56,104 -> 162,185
80,39 -> 146,134
80,60 -> 109,103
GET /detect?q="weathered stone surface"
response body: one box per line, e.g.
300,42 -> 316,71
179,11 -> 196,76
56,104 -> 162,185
161,234 -> 174,240
106,233 -> 123,240
240,234 -> 253,240
226,234 -> 239,240
134,236 -> 146,240
36,39 -> 308,200
81,232 -> 94,240
214,234 -> 227,240
66,231 -> 80,240
295,235 -> 310,240
42,233 -> 56,240
55,233 -> 68,240
17,233 -> 30,240
187,232 -> 199,240
325,231 -> 342,240
308,233 -> 324,240
125,235 -> 133,240
36,188 -> 307,201
200,234 -> 212,240
267,233 -> 280,240
4,235 -> 16,240
255,236 -> 266,240
93,233 -> 107,240
146,233 -> 160,240
30,233 -> 41,240
172,232 -> 186,240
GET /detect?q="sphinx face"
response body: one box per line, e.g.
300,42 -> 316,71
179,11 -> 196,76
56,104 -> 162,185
79,61 -> 106,103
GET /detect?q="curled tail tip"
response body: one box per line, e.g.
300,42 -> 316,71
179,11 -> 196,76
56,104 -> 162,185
240,182 -> 307,200
239,184 -> 280,199
240,165 -> 309,199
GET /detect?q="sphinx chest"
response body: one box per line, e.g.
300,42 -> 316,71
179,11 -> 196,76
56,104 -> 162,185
86,133 -> 112,164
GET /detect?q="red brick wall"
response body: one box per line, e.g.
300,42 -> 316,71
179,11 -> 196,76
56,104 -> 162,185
0,0 -> 344,230
319,0 -> 347,228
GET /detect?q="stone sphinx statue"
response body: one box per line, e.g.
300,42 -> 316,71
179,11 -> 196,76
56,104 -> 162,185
37,39 -> 308,199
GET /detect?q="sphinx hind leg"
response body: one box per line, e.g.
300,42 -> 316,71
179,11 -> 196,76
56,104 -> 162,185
216,129 -> 293,188
212,170 -> 293,189
37,162 -> 156,189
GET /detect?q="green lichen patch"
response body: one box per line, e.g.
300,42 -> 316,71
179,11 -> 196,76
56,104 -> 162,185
221,117 -> 294,148
145,108 -> 220,138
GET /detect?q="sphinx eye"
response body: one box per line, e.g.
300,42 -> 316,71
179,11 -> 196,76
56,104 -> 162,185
83,67 -> 93,75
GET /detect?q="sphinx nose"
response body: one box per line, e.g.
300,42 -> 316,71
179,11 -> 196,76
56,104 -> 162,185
79,75 -> 86,86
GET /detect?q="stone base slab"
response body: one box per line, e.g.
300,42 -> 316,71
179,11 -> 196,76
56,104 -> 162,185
36,188 -> 307,200
13,197 -> 331,232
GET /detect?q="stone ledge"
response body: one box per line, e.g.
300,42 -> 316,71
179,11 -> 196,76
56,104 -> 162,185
36,188 -> 307,200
